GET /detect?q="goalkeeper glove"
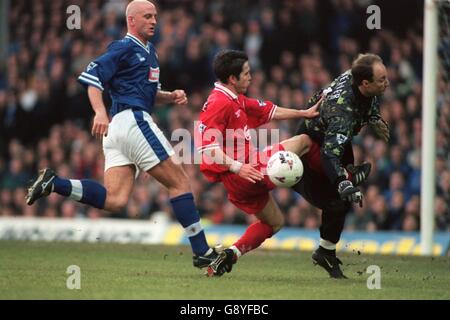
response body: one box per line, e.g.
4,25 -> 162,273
338,180 -> 363,207
369,118 -> 390,142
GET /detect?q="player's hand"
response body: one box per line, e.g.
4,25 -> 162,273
338,180 -> 363,207
237,164 -> 264,184
369,118 -> 389,142
171,90 -> 188,105
302,95 -> 323,118
91,111 -> 109,140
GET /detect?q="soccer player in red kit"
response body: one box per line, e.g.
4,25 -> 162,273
195,50 -> 322,277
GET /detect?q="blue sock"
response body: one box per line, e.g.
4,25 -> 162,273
53,177 -> 106,209
53,177 -> 71,196
170,193 -> 210,256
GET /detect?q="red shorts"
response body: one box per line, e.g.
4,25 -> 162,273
301,140 -> 327,178
220,144 -> 284,215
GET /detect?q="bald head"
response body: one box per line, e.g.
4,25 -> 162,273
125,0 -> 157,41
126,0 -> 155,18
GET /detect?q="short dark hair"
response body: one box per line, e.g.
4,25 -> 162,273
213,50 -> 248,84
351,53 -> 383,85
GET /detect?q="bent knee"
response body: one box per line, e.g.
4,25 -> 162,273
270,216 -> 285,234
300,133 -> 312,148
281,134 -> 312,157
296,134 -> 312,154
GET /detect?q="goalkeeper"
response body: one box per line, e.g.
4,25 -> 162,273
292,53 -> 390,278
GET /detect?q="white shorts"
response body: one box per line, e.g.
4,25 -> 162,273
103,109 -> 174,175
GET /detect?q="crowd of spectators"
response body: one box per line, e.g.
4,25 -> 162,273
1,0 -> 449,232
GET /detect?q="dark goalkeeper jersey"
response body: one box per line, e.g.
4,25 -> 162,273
297,70 -> 383,185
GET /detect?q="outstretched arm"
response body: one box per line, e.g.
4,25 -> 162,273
272,96 -> 322,120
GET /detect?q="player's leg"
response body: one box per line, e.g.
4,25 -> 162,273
282,134 -> 372,187
308,143 -> 366,252
26,110 -> 137,210
208,142 -> 287,274
280,134 -> 312,158
129,109 -> 213,263
230,194 -> 284,258
26,167 -> 108,209
291,162 -> 350,278
319,199 -> 350,248
312,198 -> 351,279
103,165 -> 135,212
26,164 -> 135,212
147,157 -> 214,263
207,194 -> 284,277
146,157 -> 191,198
130,109 -> 216,267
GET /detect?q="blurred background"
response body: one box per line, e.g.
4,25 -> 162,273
0,0 -> 449,233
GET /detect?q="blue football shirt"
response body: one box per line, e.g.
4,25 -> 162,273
78,33 -> 161,117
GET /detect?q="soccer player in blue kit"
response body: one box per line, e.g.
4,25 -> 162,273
26,0 -> 218,269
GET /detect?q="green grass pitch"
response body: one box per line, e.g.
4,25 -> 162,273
0,240 -> 448,299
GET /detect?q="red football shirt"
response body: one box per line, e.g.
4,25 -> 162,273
195,82 -> 277,182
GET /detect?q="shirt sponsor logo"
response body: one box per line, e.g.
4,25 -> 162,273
148,67 -> 160,82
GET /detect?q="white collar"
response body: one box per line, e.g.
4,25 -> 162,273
214,82 -> 238,100
125,33 -> 149,53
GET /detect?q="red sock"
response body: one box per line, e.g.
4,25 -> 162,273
345,169 -> 353,182
233,221 -> 273,255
